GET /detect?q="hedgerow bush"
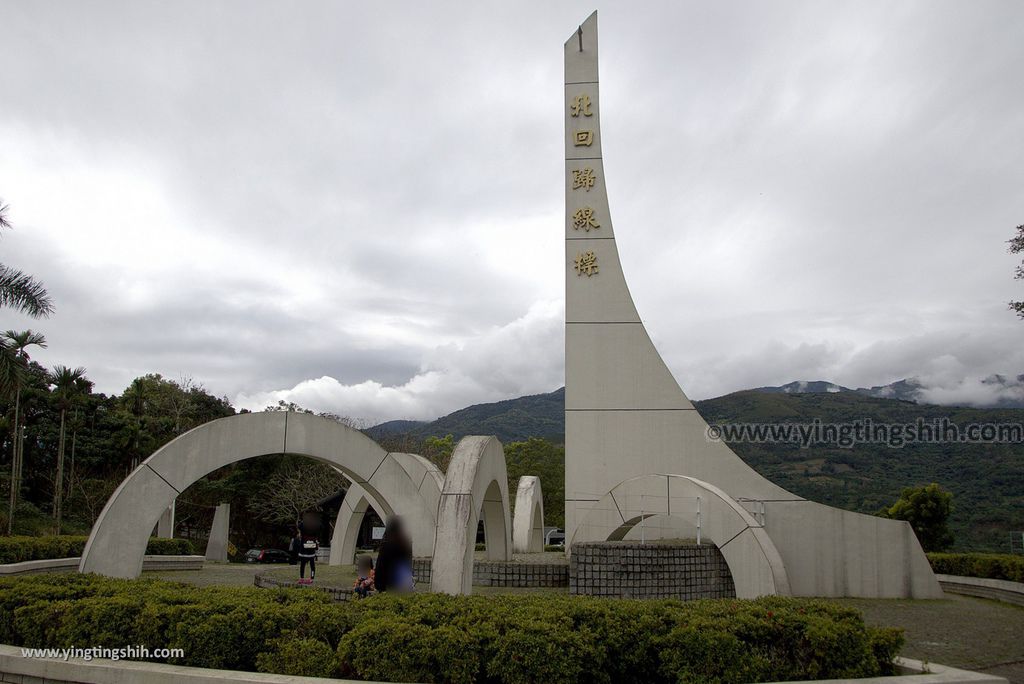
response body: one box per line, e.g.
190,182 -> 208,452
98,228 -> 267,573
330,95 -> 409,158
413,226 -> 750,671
0,574 -> 903,683
143,538 -> 196,556
0,536 -> 194,564
927,552 -> 1024,583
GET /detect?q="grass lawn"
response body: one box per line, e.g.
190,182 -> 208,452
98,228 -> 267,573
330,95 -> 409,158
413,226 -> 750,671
143,562 -> 264,587
144,562 -> 1024,682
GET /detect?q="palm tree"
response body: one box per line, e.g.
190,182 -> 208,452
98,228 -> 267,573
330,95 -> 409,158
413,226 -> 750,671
49,365 -> 90,534
0,200 -> 54,396
4,330 -> 46,534
0,201 -> 53,320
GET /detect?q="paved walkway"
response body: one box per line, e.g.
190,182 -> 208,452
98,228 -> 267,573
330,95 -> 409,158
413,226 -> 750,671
838,595 -> 1024,684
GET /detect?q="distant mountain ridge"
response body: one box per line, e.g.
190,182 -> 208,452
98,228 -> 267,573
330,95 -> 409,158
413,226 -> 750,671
365,388 -> 565,443
365,381 -> 1024,553
368,376 -> 1024,442
755,375 -> 1024,408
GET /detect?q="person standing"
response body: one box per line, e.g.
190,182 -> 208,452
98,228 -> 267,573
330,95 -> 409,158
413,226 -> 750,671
297,526 -> 319,584
374,516 -> 414,593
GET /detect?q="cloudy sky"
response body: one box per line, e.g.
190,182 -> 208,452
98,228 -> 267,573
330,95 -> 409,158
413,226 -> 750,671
1,1 -> 1022,423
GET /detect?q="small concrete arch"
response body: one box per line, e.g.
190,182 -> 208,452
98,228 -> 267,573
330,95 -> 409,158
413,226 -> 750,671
80,411 -> 431,578
571,474 -> 791,598
430,436 -> 512,595
329,453 -> 444,565
512,475 -> 545,553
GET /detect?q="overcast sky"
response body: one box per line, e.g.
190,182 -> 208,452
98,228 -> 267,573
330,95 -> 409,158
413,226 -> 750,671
1,1 -> 1022,423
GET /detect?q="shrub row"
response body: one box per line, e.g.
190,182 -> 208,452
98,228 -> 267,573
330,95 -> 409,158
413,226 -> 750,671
927,552 -> 1024,583
0,573 -> 903,684
0,536 -> 194,564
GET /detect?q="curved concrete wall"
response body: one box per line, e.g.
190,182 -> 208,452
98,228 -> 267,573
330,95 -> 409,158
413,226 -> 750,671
81,412 -> 428,578
563,14 -> 941,598
572,474 -> 791,598
329,453 -> 444,564
430,436 -> 512,595
512,476 -> 545,553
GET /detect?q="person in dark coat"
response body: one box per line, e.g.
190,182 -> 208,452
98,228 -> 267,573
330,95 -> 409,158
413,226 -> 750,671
374,516 -> 414,593
296,513 -> 322,583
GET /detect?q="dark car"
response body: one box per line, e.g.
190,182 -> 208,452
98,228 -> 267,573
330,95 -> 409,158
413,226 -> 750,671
244,548 -> 290,564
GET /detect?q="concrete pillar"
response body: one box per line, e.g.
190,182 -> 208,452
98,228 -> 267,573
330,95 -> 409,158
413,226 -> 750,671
512,476 -> 545,553
156,501 -> 175,538
431,436 -> 511,595
205,503 -> 230,562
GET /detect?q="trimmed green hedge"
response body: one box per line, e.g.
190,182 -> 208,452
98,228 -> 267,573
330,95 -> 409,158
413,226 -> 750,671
928,552 -> 1024,583
0,574 -> 903,683
0,536 -> 194,564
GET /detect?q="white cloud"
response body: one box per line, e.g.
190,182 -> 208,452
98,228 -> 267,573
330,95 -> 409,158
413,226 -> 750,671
0,2 -> 1021,421
234,300 -> 564,423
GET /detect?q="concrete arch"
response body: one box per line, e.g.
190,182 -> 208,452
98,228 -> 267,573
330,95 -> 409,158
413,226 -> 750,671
571,474 -> 791,599
329,453 -> 444,565
81,411 -> 430,578
512,476 -> 545,553
430,436 -> 512,595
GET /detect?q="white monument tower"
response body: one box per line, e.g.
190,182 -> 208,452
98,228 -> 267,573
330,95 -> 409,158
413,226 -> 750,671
564,12 -> 941,598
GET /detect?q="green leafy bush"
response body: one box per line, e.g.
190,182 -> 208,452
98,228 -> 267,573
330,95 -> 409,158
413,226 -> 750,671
927,552 -> 1024,582
143,538 -> 196,556
0,536 -> 194,564
0,574 -> 903,683
257,638 -> 338,677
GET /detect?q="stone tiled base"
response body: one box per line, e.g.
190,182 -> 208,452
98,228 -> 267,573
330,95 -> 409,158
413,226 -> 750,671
413,559 -> 568,588
569,541 -> 736,599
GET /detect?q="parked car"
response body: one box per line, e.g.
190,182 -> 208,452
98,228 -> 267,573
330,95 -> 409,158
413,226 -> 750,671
545,528 -> 566,548
244,548 -> 291,564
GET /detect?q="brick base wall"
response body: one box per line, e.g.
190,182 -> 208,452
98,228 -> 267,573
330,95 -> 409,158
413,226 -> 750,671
569,542 -> 735,599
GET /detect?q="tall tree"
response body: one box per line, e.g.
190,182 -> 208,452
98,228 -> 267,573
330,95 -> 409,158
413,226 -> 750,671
1009,223 -> 1024,318
0,200 -> 54,395
49,365 -> 90,534
879,482 -> 954,552
249,461 -> 347,525
4,330 -> 46,534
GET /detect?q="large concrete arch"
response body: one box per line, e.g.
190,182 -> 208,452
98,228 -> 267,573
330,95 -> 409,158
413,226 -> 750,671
430,436 -> 512,595
512,476 -> 545,553
562,14 -> 942,598
329,453 -> 444,565
571,474 -> 791,599
81,412 -> 430,578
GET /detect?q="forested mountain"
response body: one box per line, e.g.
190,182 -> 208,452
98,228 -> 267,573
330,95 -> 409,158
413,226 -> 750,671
376,386 -> 1023,552
367,388 -> 565,444
5,368 -> 1020,552
698,390 -> 1023,552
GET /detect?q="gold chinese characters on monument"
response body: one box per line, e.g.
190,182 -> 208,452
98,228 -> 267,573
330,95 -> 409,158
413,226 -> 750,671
570,93 -> 598,278
572,168 -> 596,191
572,207 -> 600,232
574,250 -> 599,277
570,94 -> 592,117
